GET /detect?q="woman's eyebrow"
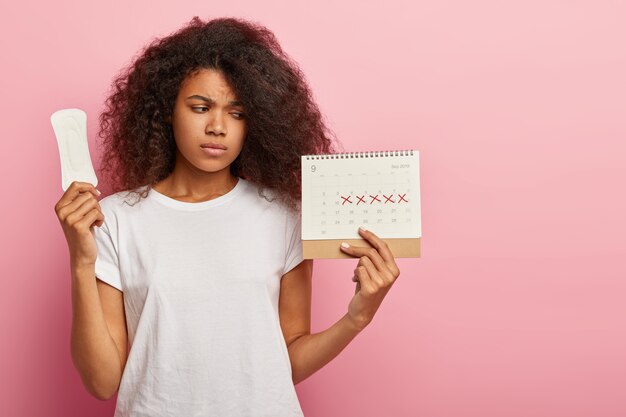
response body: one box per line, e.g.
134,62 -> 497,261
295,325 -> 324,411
186,95 -> 243,106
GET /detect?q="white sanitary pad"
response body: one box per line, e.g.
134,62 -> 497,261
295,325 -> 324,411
50,108 -> 99,191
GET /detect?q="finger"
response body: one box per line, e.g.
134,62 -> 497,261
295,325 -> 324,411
341,240 -> 388,275
58,192 -> 96,221
359,254 -> 396,285
57,192 -> 93,221
353,273 -> 361,296
56,181 -> 100,211
362,246 -> 388,275
357,227 -> 394,263
75,208 -> 103,230
86,207 -> 105,229
65,196 -> 101,226
68,181 -> 100,199
91,210 -> 104,229
355,265 -> 374,295
358,256 -> 386,287
357,227 -> 400,276
56,183 -> 100,214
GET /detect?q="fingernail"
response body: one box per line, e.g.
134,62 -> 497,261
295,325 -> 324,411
341,242 -> 350,249
96,189 -> 101,195
359,226 -> 367,232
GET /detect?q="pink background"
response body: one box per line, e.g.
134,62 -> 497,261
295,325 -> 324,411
1,0 -> 625,416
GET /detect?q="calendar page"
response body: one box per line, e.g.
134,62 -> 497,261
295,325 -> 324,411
301,150 -> 421,240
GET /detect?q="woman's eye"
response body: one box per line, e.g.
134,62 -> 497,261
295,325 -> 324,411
231,112 -> 245,119
192,106 -> 208,113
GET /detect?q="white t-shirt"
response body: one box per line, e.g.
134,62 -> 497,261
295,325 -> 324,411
93,177 -> 305,417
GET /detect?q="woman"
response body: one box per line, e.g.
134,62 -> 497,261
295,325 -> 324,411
54,16 -> 401,416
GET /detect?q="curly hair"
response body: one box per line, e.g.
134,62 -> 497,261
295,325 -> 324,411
98,16 -> 342,212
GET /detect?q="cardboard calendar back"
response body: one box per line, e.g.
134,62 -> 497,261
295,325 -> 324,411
301,150 -> 421,259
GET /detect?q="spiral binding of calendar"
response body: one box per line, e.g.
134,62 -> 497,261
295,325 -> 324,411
304,149 -> 414,159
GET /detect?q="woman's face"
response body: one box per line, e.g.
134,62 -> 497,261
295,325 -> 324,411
170,68 -> 247,175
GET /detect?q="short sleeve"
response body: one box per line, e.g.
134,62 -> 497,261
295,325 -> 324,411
93,219 -> 123,291
283,210 -> 303,276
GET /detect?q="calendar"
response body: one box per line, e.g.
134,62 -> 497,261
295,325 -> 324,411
301,150 -> 421,259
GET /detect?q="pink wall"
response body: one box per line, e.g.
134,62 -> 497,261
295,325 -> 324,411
1,1 -> 625,416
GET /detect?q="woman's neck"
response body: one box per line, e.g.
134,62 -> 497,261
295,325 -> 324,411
152,166 -> 239,204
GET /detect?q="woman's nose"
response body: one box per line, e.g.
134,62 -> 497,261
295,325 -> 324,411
205,111 -> 226,136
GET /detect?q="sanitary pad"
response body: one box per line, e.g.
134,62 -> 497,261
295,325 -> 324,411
50,108 -> 99,191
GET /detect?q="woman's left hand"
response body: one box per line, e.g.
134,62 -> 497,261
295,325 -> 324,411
340,227 -> 401,331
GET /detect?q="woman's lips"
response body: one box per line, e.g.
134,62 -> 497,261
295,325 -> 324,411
200,143 -> 227,156
200,147 -> 226,156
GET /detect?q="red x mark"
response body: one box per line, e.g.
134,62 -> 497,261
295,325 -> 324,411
369,194 -> 380,204
398,193 -> 408,203
383,194 -> 395,204
356,195 -> 366,205
340,195 -> 353,205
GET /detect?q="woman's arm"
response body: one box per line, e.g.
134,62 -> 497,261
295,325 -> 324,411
279,259 -> 363,385
280,228 -> 401,385
70,262 -> 128,400
55,182 -> 129,400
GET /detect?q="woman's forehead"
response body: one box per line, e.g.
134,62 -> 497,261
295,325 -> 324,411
179,68 -> 239,100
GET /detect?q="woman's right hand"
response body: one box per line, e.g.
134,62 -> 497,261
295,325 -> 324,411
55,181 -> 104,267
